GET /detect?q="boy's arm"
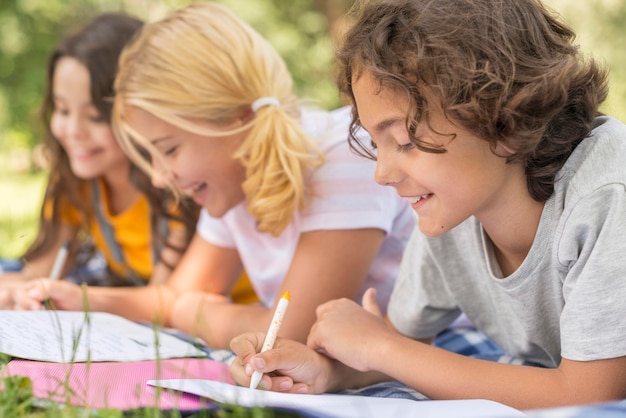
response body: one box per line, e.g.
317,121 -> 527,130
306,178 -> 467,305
272,290 -> 625,409
370,333 -> 626,410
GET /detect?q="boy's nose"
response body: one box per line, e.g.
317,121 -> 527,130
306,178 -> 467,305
374,150 -> 400,187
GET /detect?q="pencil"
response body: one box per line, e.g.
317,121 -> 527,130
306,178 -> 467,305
43,241 -> 69,310
249,290 -> 290,390
49,241 -> 69,281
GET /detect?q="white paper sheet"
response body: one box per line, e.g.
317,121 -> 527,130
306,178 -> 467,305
148,379 -> 527,418
0,310 -> 206,362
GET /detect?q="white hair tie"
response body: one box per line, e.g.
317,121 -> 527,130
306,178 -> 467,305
251,96 -> 280,112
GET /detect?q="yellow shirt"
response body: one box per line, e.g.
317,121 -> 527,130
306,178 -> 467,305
230,272 -> 258,304
51,179 -> 257,302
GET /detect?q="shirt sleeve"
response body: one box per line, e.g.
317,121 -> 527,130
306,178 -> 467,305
558,183 -> 626,361
196,208 -> 237,248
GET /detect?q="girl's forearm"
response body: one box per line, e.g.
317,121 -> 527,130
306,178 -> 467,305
169,293 -> 271,349
85,284 -> 177,324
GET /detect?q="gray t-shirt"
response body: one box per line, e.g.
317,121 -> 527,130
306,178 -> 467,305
388,116 -> 626,367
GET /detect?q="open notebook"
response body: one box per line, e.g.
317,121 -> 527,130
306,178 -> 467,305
0,310 -> 206,362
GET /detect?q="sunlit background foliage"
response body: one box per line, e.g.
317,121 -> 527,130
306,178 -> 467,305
0,0 -> 355,152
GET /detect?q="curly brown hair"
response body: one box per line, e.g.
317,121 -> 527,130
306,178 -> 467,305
337,0 -> 609,202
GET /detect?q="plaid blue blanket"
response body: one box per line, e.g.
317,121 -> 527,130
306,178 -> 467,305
527,400 -> 626,418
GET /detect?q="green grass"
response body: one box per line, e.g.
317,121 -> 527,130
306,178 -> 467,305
0,366 -> 285,417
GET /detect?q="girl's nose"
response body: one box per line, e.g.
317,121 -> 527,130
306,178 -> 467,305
150,157 -> 172,189
151,172 -> 168,189
66,116 -> 88,140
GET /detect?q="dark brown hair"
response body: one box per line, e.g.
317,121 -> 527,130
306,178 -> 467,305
25,13 -> 198,272
337,0 -> 609,202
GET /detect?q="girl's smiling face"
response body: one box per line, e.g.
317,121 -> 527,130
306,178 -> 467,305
352,71 -> 523,237
124,107 -> 248,218
50,57 -> 129,180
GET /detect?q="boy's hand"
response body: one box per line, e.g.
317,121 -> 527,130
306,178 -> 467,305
229,331 -> 334,394
307,288 -> 392,372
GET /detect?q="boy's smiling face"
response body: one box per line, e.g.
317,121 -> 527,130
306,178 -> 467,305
352,71 -> 522,237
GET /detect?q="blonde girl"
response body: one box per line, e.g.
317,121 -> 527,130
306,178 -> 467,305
109,2 -> 415,348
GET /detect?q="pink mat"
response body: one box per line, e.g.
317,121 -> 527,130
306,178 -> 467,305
1,357 -> 234,411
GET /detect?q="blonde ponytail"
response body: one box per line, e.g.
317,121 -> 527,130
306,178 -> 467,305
236,103 -> 322,235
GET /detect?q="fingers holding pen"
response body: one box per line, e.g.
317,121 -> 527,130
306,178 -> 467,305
230,332 -> 298,392
229,332 -> 330,394
12,279 -> 52,310
12,279 -> 82,311
229,293 -> 387,395
229,331 -> 266,384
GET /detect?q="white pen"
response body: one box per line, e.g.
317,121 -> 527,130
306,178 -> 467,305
43,241 -> 69,310
249,290 -> 290,390
49,241 -> 69,281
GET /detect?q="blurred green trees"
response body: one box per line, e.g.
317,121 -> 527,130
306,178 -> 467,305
1,0 -> 625,155
0,0 -> 355,154
0,0 -> 357,257
549,0 -> 626,121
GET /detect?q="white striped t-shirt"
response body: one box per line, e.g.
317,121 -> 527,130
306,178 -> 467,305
197,106 -> 415,310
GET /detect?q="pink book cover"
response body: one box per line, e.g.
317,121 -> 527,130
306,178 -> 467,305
0,357 -> 234,411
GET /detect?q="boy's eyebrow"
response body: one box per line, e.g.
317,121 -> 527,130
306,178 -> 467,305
371,117 -> 403,136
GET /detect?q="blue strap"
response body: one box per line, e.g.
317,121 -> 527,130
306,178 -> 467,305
154,215 -> 169,265
91,179 -> 146,287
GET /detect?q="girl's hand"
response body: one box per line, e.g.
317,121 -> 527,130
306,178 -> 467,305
12,279 -> 84,311
0,288 -> 13,309
307,287 -> 392,372
229,331 -> 335,394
